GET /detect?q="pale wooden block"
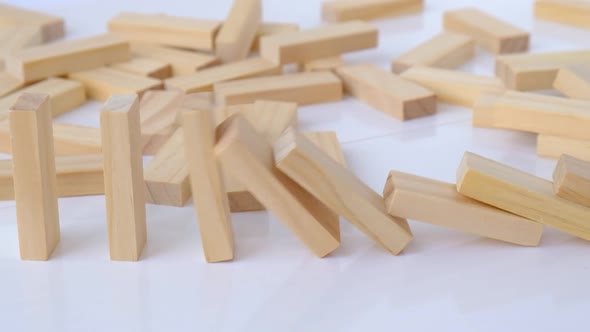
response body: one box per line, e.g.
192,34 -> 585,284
303,56 -> 345,72
111,57 -> 172,79
130,43 -> 219,76
537,135 -> 590,161
535,0 -> 590,28
0,3 -> 64,42
259,21 -> 378,65
108,12 -> 220,51
216,0 -> 262,63
400,66 -> 505,107
9,93 -> 59,260
553,154 -> 590,207
553,64 -> 590,100
0,72 -> 23,98
183,108 -> 234,262
251,22 -> 299,52
392,32 -> 475,73
384,171 -> 543,246
140,90 -> 184,155
100,94 -> 147,261
69,67 -> 162,101
174,92 -> 215,126
215,115 -> 340,257
335,63 -> 436,120
457,151 -> 590,241
0,25 -> 44,68
322,0 -> 423,22
303,131 -> 347,167
214,71 -> 343,106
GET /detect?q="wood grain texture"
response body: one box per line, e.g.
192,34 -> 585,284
111,57 -> 172,79
535,0 -> 590,28
130,43 -> 219,76
553,154 -> 590,208
303,131 -> 347,167
0,3 -> 64,42
251,22 -> 299,51
216,0 -> 262,62
553,64 -> 590,100
322,0 -> 424,22
69,67 -> 162,101
139,90 -> 184,155
537,135 -> 590,161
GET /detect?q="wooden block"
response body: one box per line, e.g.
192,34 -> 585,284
100,94 -> 147,261
335,63 -> 436,120
9,93 -> 59,260
259,21 -> 378,65
322,0 -> 423,22
215,115 -> 340,257
383,171 -> 543,246
140,90 -> 184,155
182,108 -> 234,262
537,135 -> 590,161
392,32 -> 475,74
216,0 -> 262,63
535,0 -> 590,29
457,151 -> 590,241
5,34 -> 131,83
251,22 -> 299,52
0,72 -> 23,98
400,66 -> 505,107
174,92 -> 215,125
443,8 -> 529,54
303,131 -> 347,167
303,56 -> 345,72
0,25 -> 44,68
111,57 -> 172,79
214,71 -> 342,106
0,3 -> 64,42
69,67 -> 162,102
130,43 -> 219,76
164,57 -> 279,93
553,64 -> 590,100
553,154 -> 590,207
108,13 -> 220,51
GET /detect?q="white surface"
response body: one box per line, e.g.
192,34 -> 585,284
1,0 -> 590,331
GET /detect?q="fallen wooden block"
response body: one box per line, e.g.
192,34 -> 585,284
0,72 -> 23,98
251,22 -> 299,51
111,57 -> 172,79
400,66 -> 505,107
553,64 -> 590,100
304,131 -> 347,167
0,3 -> 64,42
457,151 -> 590,241
304,56 -> 346,72
322,0 -> 424,22
553,154 -> 590,208
69,67 -> 162,101
392,31 -> 475,74
537,135 -> 590,161
108,12 -> 220,51
101,94 -> 147,261
274,127 -> 413,254
130,43 -> 219,76
383,171 -> 543,246
0,25 -> 44,69
9,93 -> 59,260
140,90 -> 184,155
444,8 -> 529,54
216,0 -> 262,63
535,0 -> 590,28
335,63 -> 436,120
259,21 -> 378,65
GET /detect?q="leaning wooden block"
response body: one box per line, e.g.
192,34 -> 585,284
9,93 -> 59,260
537,135 -> 590,161
0,72 -> 23,98
259,21 -> 378,65
444,8 -> 529,54
322,0 -> 423,22
69,67 -> 162,101
251,22 -> 299,51
304,56 -> 346,72
457,151 -> 590,241
553,154 -> 590,208
216,0 -> 262,63
274,127 -> 413,255
111,57 -> 172,79
335,63 -> 436,120
553,64 -> 590,100
0,3 -> 64,42
383,171 -> 543,246
140,90 -> 184,155
100,94 -> 147,261
392,32 -> 475,74
535,0 -> 590,29
130,43 -> 219,76
304,131 -> 347,167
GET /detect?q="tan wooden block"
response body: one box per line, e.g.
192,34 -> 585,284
164,57 -> 279,93
130,43 -> 219,76
392,32 -> 475,74
303,131 -> 347,167
303,56 -> 345,72
537,135 -> 590,161
108,13 -> 220,51
553,64 -> 590,100
182,108 -> 234,262
535,0 -> 590,28
9,93 -> 59,260
457,151 -> 590,241
214,71 -> 342,106
174,92 -> 215,126
111,57 -> 172,79
384,171 -> 543,246
553,154 -> 590,208
335,63 -> 436,120
400,66 -> 505,107
0,3 -> 64,42
322,0 -> 423,22
251,22 -> 299,52
139,90 -> 184,155
216,0 -> 262,63
215,115 -> 340,256
259,21 -> 378,65
100,94 -> 147,261
0,25 -> 44,68
0,72 -> 23,98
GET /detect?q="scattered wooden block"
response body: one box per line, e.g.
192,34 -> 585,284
443,8 -> 529,54
553,64 -> 590,100
130,43 -> 219,76
537,135 -> 590,161
303,131 -> 347,167
322,0 -> 424,22
303,56 -> 346,72
100,94 -> 147,261
216,0 -> 262,62
251,22 -> 299,51
274,127 -> 413,254
174,92 -> 215,126
457,151 -> 590,241
0,72 -> 23,98
383,171 -> 543,246
140,90 -> 184,155
259,21 -> 378,65
9,93 -> 59,260
553,154 -> 590,208
0,3 -> 64,42
335,63 -> 436,120
0,25 -> 44,69
111,57 -> 172,79
69,67 -> 162,101
535,0 -> 590,28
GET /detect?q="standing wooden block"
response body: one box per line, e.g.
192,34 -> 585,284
537,135 -> 590,161
69,67 -> 162,101
553,154 -> 590,208
383,171 -> 543,246
322,0 -> 423,22
216,0 -> 262,63
457,151 -> 590,241
553,64 -> 590,100
9,93 -> 59,260
274,127 -> 413,255
111,57 -> 172,79
0,72 -> 23,98
535,0 -> 590,29
443,8 -> 529,54
130,43 -> 219,76
100,94 -> 147,261
259,21 -> 378,65
0,3 -> 64,42
392,32 -> 475,74
303,56 -> 346,72
251,22 -> 299,52
140,90 -> 184,155
335,63 -> 436,120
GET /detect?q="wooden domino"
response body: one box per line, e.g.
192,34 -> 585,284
553,64 -> 590,100
535,0 -> 590,28
303,56 -> 345,72
0,3 -> 64,42
537,135 -> 590,161
0,72 -> 23,98
130,43 -> 219,76
140,90 -> 184,155
111,57 -> 172,79
69,67 -> 162,101
216,0 -> 262,63
251,22 -> 299,51
553,154 -> 590,208
322,0 -> 424,22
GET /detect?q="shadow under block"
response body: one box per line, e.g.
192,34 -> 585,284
9,93 -> 59,260
215,115 -> 340,257
259,21 -> 378,65
100,95 -> 147,261
5,34 -> 131,84
553,154 -> 590,208
535,0 -> 590,28
392,31 -> 475,74
0,72 -> 23,98
400,66 -> 505,107
383,171 -> 543,246
182,108 -> 234,263
457,151 -> 590,240
108,12 -> 220,51
111,57 -> 172,79
215,0 -> 261,63
274,127 -> 413,255
335,63 -> 436,120
251,22 -> 299,52
303,56 -> 346,72
0,3 -> 64,42
322,0 -> 423,22
140,90 -> 184,155
443,8 -> 529,54
553,64 -> 590,100
214,71 -> 343,106
537,135 -> 590,161
130,43 -> 219,76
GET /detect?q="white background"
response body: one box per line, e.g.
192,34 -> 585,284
2,0 -> 590,331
